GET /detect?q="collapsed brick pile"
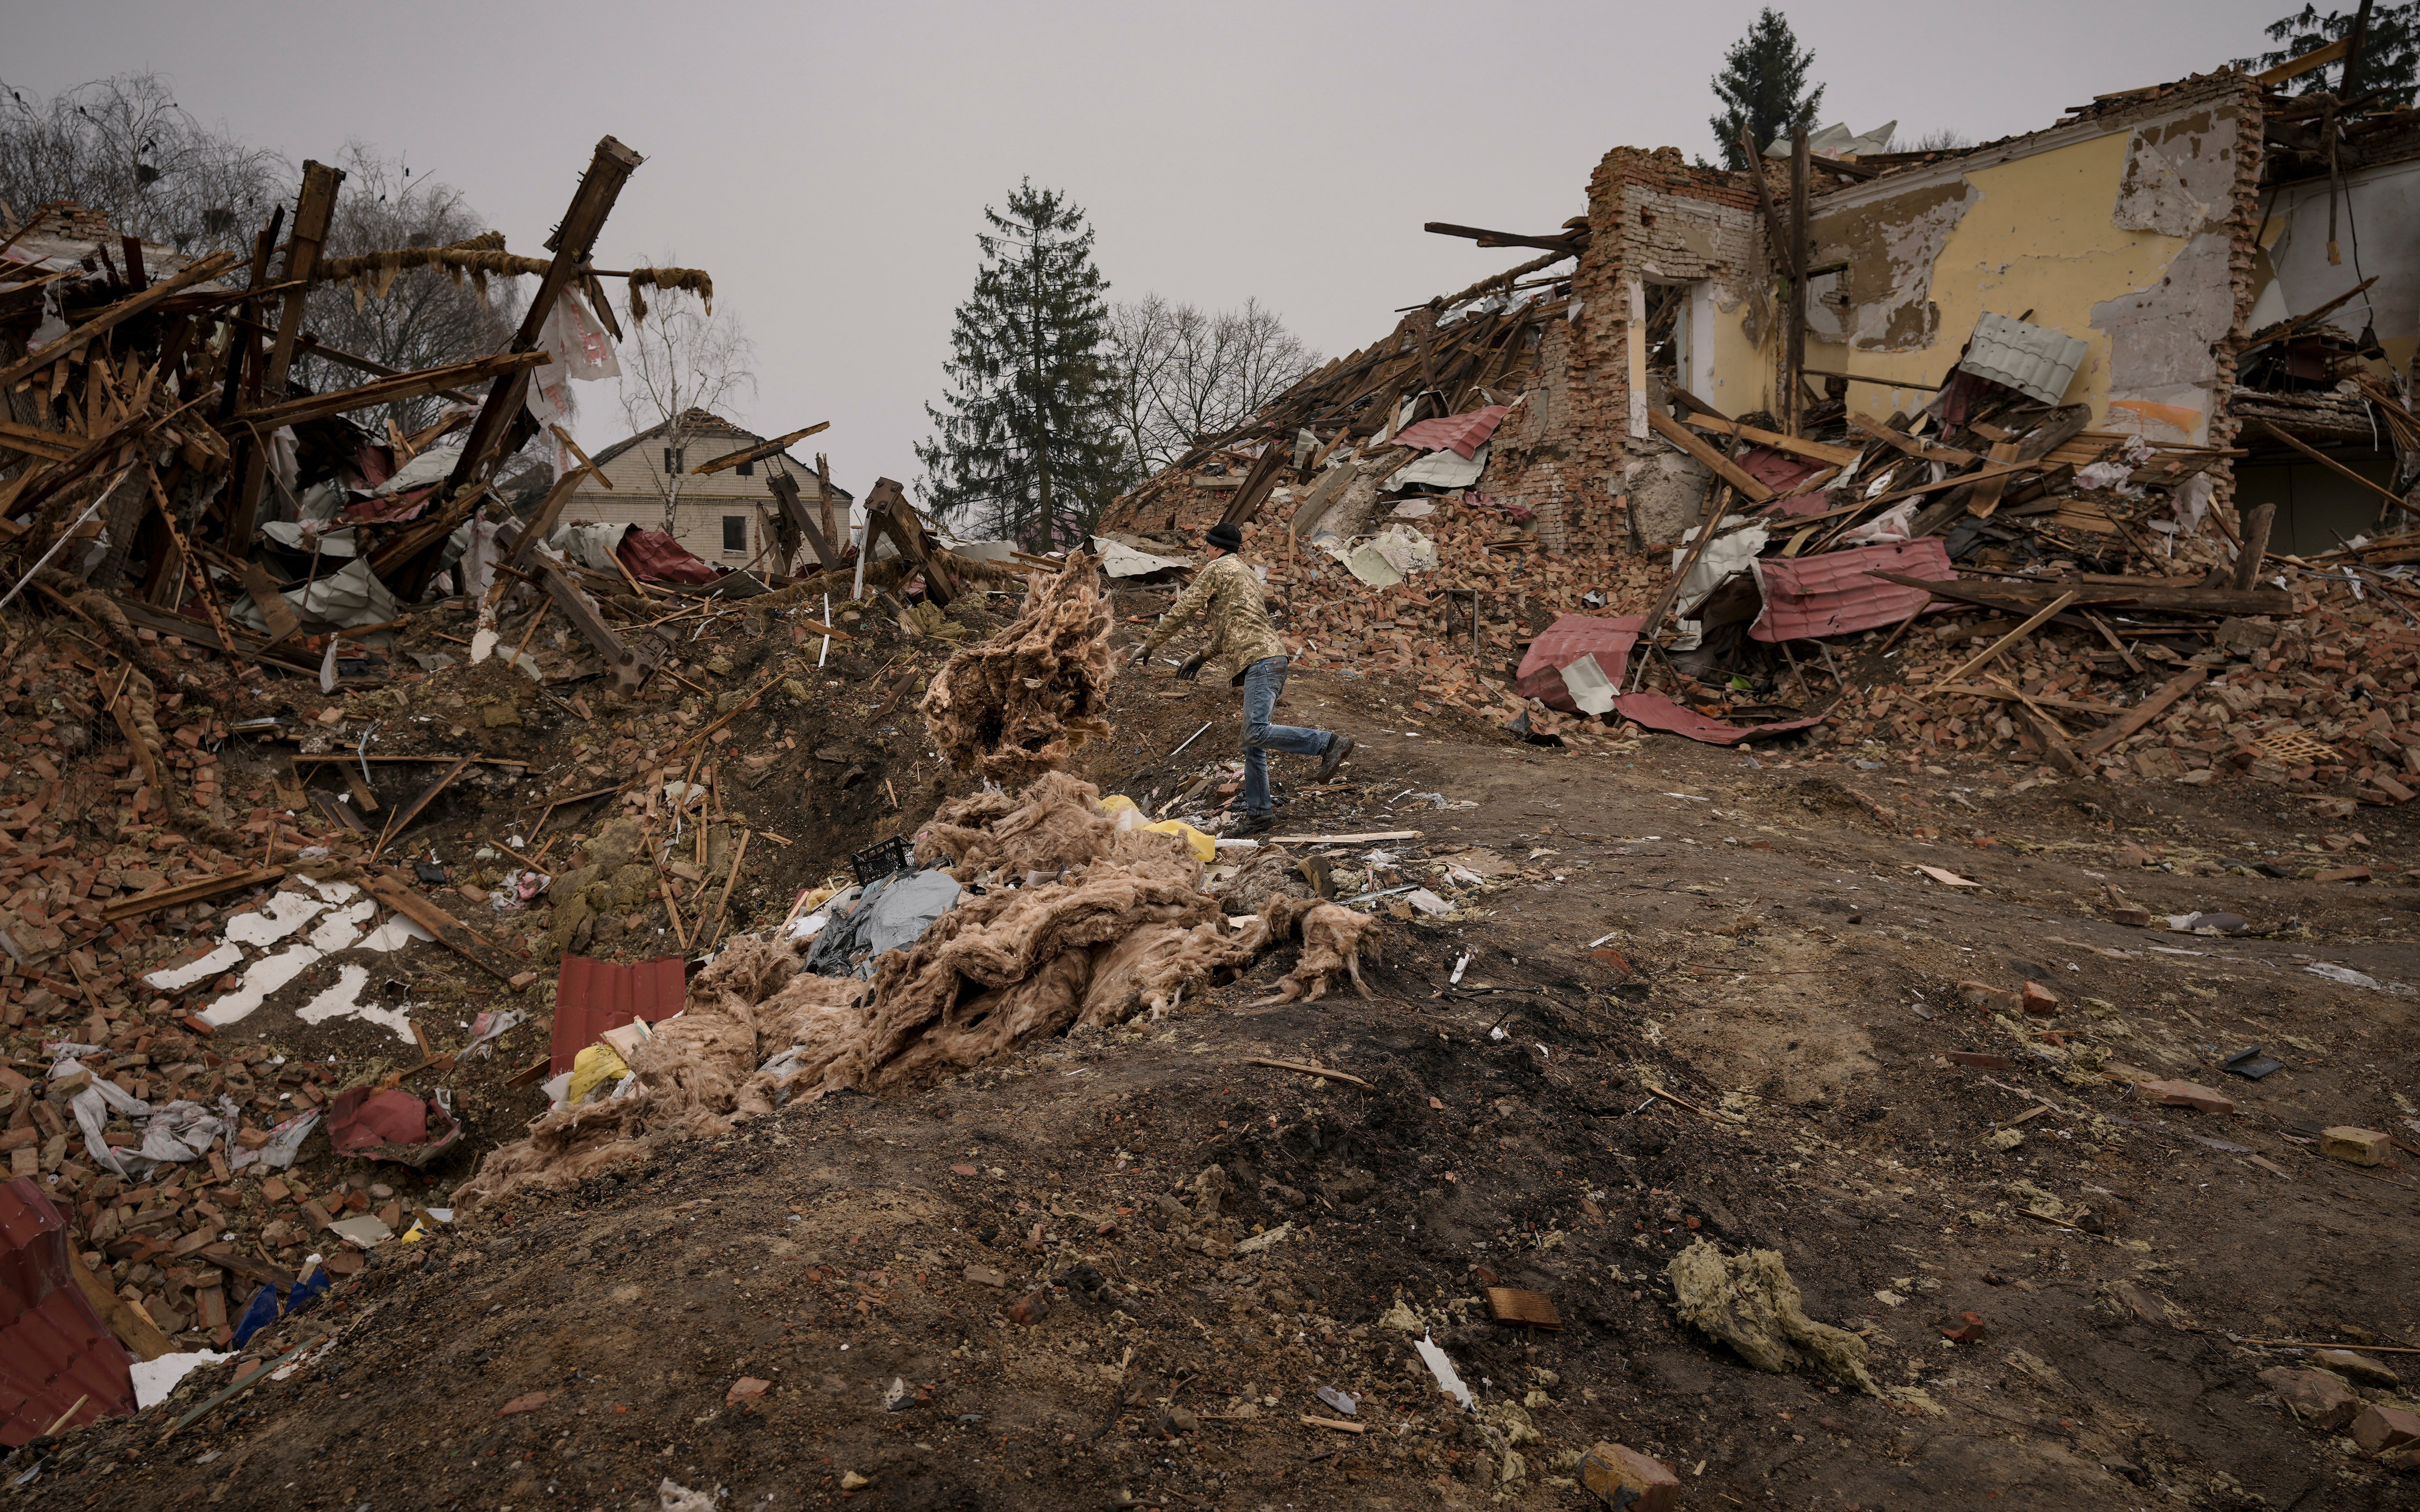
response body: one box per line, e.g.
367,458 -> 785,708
1198,492 -> 2420,809
1228,503 -> 1661,751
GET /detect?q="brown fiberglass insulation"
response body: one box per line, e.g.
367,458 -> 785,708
458,775 -> 1375,1206
921,551 -> 1115,785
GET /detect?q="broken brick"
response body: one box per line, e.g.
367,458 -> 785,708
2019,981 -> 2061,1017
2321,1127 -> 2391,1167
2141,1079 -> 2235,1115
1579,1442 -> 1680,1512
2353,1405 -> 2420,1455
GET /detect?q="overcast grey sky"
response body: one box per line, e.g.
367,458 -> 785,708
14,1 -> 2287,497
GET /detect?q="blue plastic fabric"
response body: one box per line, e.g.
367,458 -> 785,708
230,1269 -> 332,1348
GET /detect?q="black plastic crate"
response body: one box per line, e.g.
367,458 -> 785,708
851,835 -> 912,886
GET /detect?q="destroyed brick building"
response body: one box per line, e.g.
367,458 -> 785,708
7,38 -> 2420,1512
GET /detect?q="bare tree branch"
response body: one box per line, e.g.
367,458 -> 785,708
1107,294 -> 1317,475
614,290 -> 757,525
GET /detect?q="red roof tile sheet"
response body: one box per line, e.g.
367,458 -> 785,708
0,1178 -> 135,1446
617,529 -> 722,586
552,955 -> 689,1073
1391,405 -> 1511,460
1514,614 -> 1644,713
1749,538 -> 1952,643
1737,446 -> 1829,495
1614,693 -> 1828,747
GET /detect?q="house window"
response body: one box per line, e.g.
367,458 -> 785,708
664,447 -> 684,474
722,516 -> 747,553
735,460 -> 755,477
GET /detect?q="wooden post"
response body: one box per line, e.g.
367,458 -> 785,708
2232,502 -> 2277,590
816,453 -> 837,567
1787,126 -> 1810,437
437,137 -> 645,536
229,161 -> 342,542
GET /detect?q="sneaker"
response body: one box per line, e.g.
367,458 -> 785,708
1227,812 -> 1277,838
1315,735 -> 1357,784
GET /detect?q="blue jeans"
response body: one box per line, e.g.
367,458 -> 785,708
1240,656 -> 1331,817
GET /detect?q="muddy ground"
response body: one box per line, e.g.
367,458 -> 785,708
18,588 -> 2420,1512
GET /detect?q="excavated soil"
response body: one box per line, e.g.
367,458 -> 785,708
20,589 -> 2420,1512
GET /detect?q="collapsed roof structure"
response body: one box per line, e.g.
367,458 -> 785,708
1101,51 -> 2420,782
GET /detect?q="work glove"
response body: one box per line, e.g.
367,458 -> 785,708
1177,653 -> 1206,682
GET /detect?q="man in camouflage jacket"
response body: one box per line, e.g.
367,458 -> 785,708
1132,521 -> 1355,836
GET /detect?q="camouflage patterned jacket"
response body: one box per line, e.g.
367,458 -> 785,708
1144,553 -> 1286,684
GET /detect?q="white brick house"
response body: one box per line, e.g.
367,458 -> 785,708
565,410 -> 853,569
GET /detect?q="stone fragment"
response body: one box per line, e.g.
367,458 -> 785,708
2258,1366 -> 2360,1430
726,1377 -> 771,1406
2353,1404 -> 2420,1455
2312,1348 -> 2399,1388
2140,1079 -> 2234,1115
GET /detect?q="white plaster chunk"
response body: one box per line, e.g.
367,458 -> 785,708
294,963 -> 417,1043
144,943 -> 242,992
361,915 -> 437,952
307,901 -> 378,952
224,890 -> 328,946
199,945 -> 323,1026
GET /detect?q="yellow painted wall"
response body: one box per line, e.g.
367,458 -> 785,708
1713,106 -> 2245,444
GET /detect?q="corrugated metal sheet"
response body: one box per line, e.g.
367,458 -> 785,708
1613,693 -> 1828,747
616,529 -> 722,586
0,1178 -> 135,1446
1514,614 -> 1645,713
1958,313 -> 2088,406
552,955 -> 689,1073
1738,446 -> 1828,495
1390,405 -> 1511,460
1750,538 -> 1952,643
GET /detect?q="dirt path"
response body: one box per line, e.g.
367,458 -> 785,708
22,655 -> 2420,1512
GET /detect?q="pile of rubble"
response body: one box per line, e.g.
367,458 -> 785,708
459,562 -> 1379,1207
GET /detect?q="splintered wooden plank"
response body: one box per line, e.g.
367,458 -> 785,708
363,874 -> 535,990
690,421 -> 829,475
1645,409 -> 1775,503
1485,1288 -> 1562,1330
2077,667 -> 2208,757
373,755 -> 473,860
103,866 -> 286,923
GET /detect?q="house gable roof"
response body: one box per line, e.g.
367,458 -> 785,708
583,409 -> 852,498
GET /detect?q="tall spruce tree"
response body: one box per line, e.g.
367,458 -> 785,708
2235,4 -> 2420,108
1708,9 -> 1826,170
917,179 -> 1128,550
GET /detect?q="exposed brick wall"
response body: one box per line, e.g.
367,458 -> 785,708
1487,147 -> 1765,556
2209,77 -> 2268,533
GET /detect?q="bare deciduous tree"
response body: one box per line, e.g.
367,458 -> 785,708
614,289 -> 757,523
1107,295 -> 1316,476
0,71 -> 287,257
295,143 -> 521,435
